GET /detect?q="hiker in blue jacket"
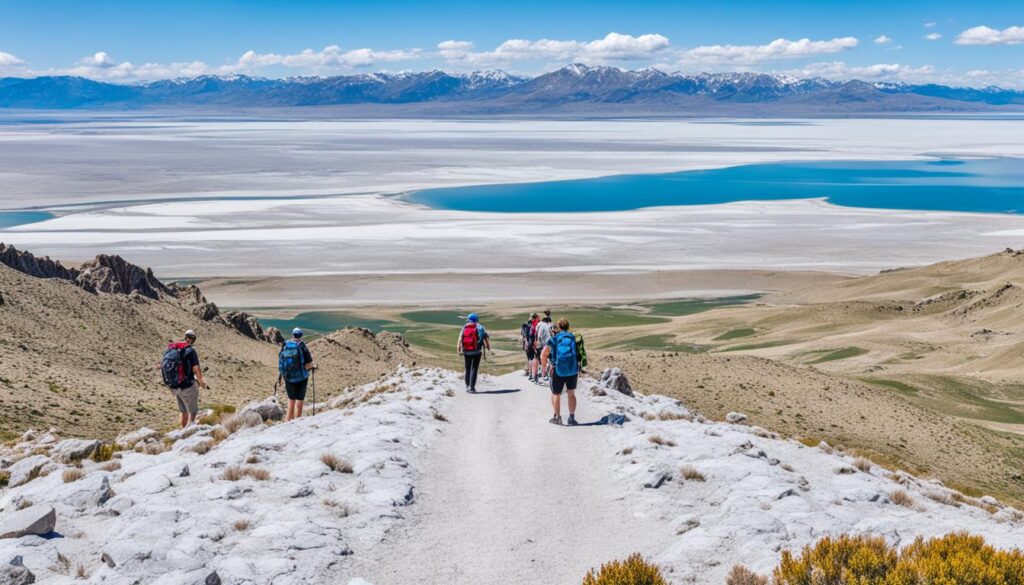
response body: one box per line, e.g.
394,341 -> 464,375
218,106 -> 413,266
540,318 -> 580,426
456,313 -> 490,393
279,328 -> 315,420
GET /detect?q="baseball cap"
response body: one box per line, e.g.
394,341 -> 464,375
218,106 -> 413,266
184,329 -> 197,339
292,328 -> 303,337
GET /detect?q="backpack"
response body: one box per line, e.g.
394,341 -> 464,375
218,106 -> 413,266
161,342 -> 191,389
461,323 -> 480,352
528,320 -> 539,344
520,322 -> 530,349
279,340 -> 308,383
574,332 -> 588,369
552,331 -> 579,378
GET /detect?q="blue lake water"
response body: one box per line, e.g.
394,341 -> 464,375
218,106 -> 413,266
0,211 -> 55,229
408,158 -> 1024,214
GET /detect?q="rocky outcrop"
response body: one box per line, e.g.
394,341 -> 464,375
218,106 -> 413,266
0,243 -> 77,281
0,556 -> 35,585
172,284 -> 222,321
76,254 -> 172,299
222,310 -> 279,344
0,505 -> 56,539
240,397 -> 284,422
599,367 -> 634,397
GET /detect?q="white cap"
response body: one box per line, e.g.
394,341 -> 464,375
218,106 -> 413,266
184,329 -> 197,339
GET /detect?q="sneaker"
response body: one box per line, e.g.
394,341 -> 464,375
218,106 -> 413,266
567,414 -> 578,426
549,415 -> 562,425
469,387 -> 477,394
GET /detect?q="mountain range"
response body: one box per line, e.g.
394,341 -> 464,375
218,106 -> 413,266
2,64 -> 1024,114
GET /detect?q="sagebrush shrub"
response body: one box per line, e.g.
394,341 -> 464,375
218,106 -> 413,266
582,553 -> 667,585
773,532 -> 1024,585
726,565 -> 768,585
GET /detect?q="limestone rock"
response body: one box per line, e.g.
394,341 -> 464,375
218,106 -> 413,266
115,427 -> 162,449
643,468 -> 672,489
6,456 -> 49,488
0,556 -> 35,585
726,412 -> 748,424
240,397 -> 284,422
599,367 -> 634,397
221,310 -> 278,343
76,254 -> 171,299
50,438 -> 100,463
0,505 -> 56,539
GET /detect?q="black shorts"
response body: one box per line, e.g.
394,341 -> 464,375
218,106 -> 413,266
526,345 -> 538,360
285,378 -> 308,401
550,373 -> 578,395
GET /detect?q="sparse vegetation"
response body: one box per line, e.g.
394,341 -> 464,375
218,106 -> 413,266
190,440 -> 216,455
62,468 -> 87,483
222,411 -> 264,435
889,489 -> 915,508
245,453 -> 260,464
90,443 -> 115,462
582,553 -> 667,585
233,519 -> 250,531
98,461 -> 121,472
0,470 -> 8,487
680,465 -> 706,482
726,565 -> 768,585
432,409 -> 449,422
620,447 -> 634,456
854,457 -> 873,473
773,533 -> 1024,585
648,435 -> 676,447
321,453 -> 354,473
222,465 -> 270,481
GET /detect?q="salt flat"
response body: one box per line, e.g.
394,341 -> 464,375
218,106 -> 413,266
2,116 -> 1024,305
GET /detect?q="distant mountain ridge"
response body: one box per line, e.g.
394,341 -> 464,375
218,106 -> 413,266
2,64 -> 1023,114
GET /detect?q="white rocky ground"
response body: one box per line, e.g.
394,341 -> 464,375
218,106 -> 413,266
1,367 -> 1022,585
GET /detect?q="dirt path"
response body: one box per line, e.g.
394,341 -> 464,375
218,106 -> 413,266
348,370 -> 674,584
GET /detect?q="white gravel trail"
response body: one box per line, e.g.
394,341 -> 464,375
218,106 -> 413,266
349,371 -> 674,585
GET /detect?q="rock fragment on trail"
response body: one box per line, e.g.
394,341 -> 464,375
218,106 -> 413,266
0,556 -> 35,585
0,506 -> 56,539
599,367 -> 634,396
644,468 -> 673,489
115,427 -> 161,449
241,396 -> 284,422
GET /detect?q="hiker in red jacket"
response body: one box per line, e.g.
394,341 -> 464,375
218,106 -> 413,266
456,313 -> 490,393
159,329 -> 207,428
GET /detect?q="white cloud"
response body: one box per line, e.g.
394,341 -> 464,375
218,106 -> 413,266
955,25 -> 1024,46
924,21 -> 937,28
236,45 -> 422,70
784,61 -> 935,82
925,32 -> 943,41
437,32 -> 671,66
680,37 -> 858,65
874,35 -> 893,44
0,51 -> 25,67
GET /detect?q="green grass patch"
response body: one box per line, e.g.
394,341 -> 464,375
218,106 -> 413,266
720,339 -> 798,352
862,378 -> 920,396
714,328 -> 757,341
401,308 -> 669,331
605,334 -> 708,353
259,311 -> 401,336
642,294 -> 760,317
806,347 -> 869,364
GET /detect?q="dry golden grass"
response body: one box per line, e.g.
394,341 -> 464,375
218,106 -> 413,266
648,435 -> 676,447
62,468 -> 87,483
432,410 -> 449,422
233,519 -> 250,531
245,453 -> 260,464
222,465 -> 270,481
890,489 -> 915,507
190,440 -> 216,455
143,442 -> 168,456
321,453 -> 354,473
680,465 -> 706,482
97,461 -> 121,472
853,457 -> 873,473
620,447 -> 634,456
75,564 -> 89,579
582,553 -> 667,585
726,565 -> 769,585
221,411 -> 264,435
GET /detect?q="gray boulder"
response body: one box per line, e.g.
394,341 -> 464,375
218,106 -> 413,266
643,468 -> 672,489
241,397 -> 284,422
599,367 -> 634,397
50,438 -> 100,463
0,557 -> 35,585
115,427 -> 161,449
0,506 -> 56,539
64,475 -> 116,511
6,456 -> 49,488
725,412 -> 748,424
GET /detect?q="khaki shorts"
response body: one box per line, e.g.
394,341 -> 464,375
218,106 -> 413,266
171,381 -> 200,415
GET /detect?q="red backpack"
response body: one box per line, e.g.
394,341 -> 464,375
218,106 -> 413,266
461,323 -> 479,352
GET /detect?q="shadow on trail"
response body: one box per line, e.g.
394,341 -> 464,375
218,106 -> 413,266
473,389 -> 522,395
563,414 -> 630,428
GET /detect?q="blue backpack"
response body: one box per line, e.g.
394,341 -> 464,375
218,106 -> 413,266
278,340 -> 308,383
552,332 -> 579,377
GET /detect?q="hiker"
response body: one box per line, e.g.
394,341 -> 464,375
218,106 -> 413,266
535,309 -> 554,383
279,328 -> 315,421
523,312 -> 539,381
160,329 -> 206,428
457,313 -> 490,393
540,318 -> 580,426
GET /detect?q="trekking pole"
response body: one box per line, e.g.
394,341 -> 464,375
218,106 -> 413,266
274,375 -> 281,398
311,368 -> 316,416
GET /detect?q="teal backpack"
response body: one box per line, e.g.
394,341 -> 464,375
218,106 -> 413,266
278,340 -> 308,383
552,332 -> 579,377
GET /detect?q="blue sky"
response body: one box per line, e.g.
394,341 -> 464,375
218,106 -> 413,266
1,0 -> 1023,86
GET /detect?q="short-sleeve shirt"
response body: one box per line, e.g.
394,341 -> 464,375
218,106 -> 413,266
536,321 -> 553,348
182,345 -> 200,383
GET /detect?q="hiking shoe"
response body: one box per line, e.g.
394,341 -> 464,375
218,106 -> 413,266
567,414 -> 578,426
469,387 -> 477,394
549,415 -> 562,425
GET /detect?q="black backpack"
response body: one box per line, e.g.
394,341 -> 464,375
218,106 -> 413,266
161,342 -> 191,389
